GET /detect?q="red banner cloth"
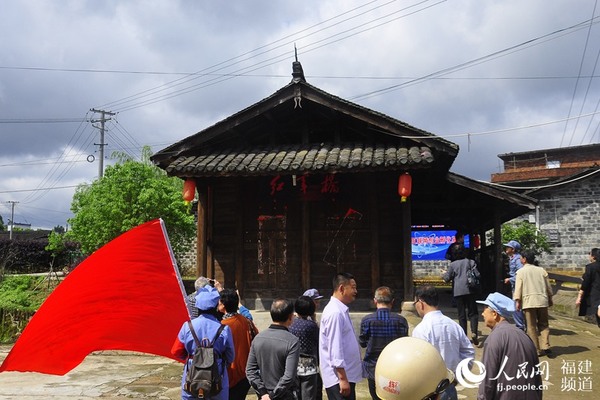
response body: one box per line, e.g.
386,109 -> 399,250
0,219 -> 190,375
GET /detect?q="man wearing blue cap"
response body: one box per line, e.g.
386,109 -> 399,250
172,286 -> 235,400
476,293 -> 542,400
503,240 -> 526,331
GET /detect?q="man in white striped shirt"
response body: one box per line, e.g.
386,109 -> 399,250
319,272 -> 363,400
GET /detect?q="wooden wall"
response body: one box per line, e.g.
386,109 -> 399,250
204,172 -> 409,307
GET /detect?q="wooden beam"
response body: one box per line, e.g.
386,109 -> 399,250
302,200 -> 311,289
493,215 -> 503,292
369,180 -> 380,293
196,186 -> 208,278
235,179 -> 244,292
207,185 -> 214,278
402,198 -> 413,301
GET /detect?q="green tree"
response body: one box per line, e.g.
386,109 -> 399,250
68,146 -> 195,260
0,214 -> 5,231
501,220 -> 551,256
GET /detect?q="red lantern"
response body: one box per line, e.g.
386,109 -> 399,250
398,173 -> 412,202
473,234 -> 481,249
182,179 -> 196,202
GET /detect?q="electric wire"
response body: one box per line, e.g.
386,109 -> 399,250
106,0 -> 444,112
482,168 -> 600,190
563,0 -> 599,147
98,0 -> 399,111
351,16 -> 600,101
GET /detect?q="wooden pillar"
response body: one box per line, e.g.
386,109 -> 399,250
301,200 -> 311,290
493,214 -> 503,292
402,198 -> 413,302
196,185 -> 208,278
234,178 -> 244,292
206,185 -> 214,278
369,180 -> 380,293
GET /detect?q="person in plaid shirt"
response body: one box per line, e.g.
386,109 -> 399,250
359,286 -> 409,400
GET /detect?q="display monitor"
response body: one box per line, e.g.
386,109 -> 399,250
411,229 -> 470,261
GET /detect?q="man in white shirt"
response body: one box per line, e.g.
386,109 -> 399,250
412,285 -> 475,400
319,272 -> 363,400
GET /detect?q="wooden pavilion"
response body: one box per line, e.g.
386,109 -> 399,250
152,61 -> 536,309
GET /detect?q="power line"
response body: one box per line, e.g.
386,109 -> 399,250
19,112 -> 94,204
563,0 -> 599,147
350,16 -> 600,101
0,185 -> 81,194
482,168 -> 600,190
0,118 -> 91,124
102,0 -> 445,113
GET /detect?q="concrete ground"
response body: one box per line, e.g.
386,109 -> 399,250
1,291 -> 599,399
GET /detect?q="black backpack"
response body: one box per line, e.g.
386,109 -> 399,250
466,260 -> 481,292
184,321 -> 226,397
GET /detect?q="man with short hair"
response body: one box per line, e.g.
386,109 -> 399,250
476,292 -> 542,400
359,286 -> 408,400
412,285 -> 474,400
503,240 -> 526,330
319,272 -> 363,400
514,250 -> 554,357
246,298 -> 299,400
186,276 -> 211,319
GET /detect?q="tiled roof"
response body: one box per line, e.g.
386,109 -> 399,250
165,143 -> 434,177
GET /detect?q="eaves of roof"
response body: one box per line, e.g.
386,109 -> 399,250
165,142 -> 435,178
446,172 -> 537,210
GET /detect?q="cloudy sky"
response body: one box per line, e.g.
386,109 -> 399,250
1,0 -> 599,230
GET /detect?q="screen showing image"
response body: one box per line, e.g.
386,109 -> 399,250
411,230 -> 470,261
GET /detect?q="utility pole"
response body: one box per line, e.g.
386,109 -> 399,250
90,108 -> 116,179
7,201 -> 18,240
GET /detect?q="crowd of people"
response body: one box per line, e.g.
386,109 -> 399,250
169,244 -> 598,400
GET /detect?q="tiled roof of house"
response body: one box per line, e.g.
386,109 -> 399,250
164,142 -> 434,177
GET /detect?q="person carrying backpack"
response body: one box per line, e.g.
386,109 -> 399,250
172,286 -> 235,400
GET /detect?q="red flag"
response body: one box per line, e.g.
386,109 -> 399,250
0,219 -> 190,375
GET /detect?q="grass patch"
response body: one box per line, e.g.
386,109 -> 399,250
0,275 -> 53,312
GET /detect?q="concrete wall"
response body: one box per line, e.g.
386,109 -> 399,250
177,239 -> 197,277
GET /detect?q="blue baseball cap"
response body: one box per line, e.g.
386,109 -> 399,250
195,286 -> 220,310
503,240 -> 521,251
476,292 -> 515,318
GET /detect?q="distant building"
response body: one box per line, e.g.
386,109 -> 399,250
491,143 -> 600,273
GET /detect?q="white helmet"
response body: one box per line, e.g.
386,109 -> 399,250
375,337 -> 455,400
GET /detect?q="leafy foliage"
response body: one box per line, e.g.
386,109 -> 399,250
501,220 -> 551,256
0,237 -> 51,274
68,147 -> 195,260
0,275 -> 53,342
45,231 -> 82,271
0,275 -> 51,311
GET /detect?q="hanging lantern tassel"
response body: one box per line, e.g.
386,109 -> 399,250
398,172 -> 412,203
182,179 -> 196,203
473,234 -> 481,249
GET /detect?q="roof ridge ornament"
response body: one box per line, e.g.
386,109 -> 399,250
292,45 -> 306,83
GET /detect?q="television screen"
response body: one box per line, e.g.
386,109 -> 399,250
411,230 -> 470,261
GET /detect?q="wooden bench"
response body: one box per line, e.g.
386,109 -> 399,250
413,279 -> 452,288
547,272 -> 581,295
